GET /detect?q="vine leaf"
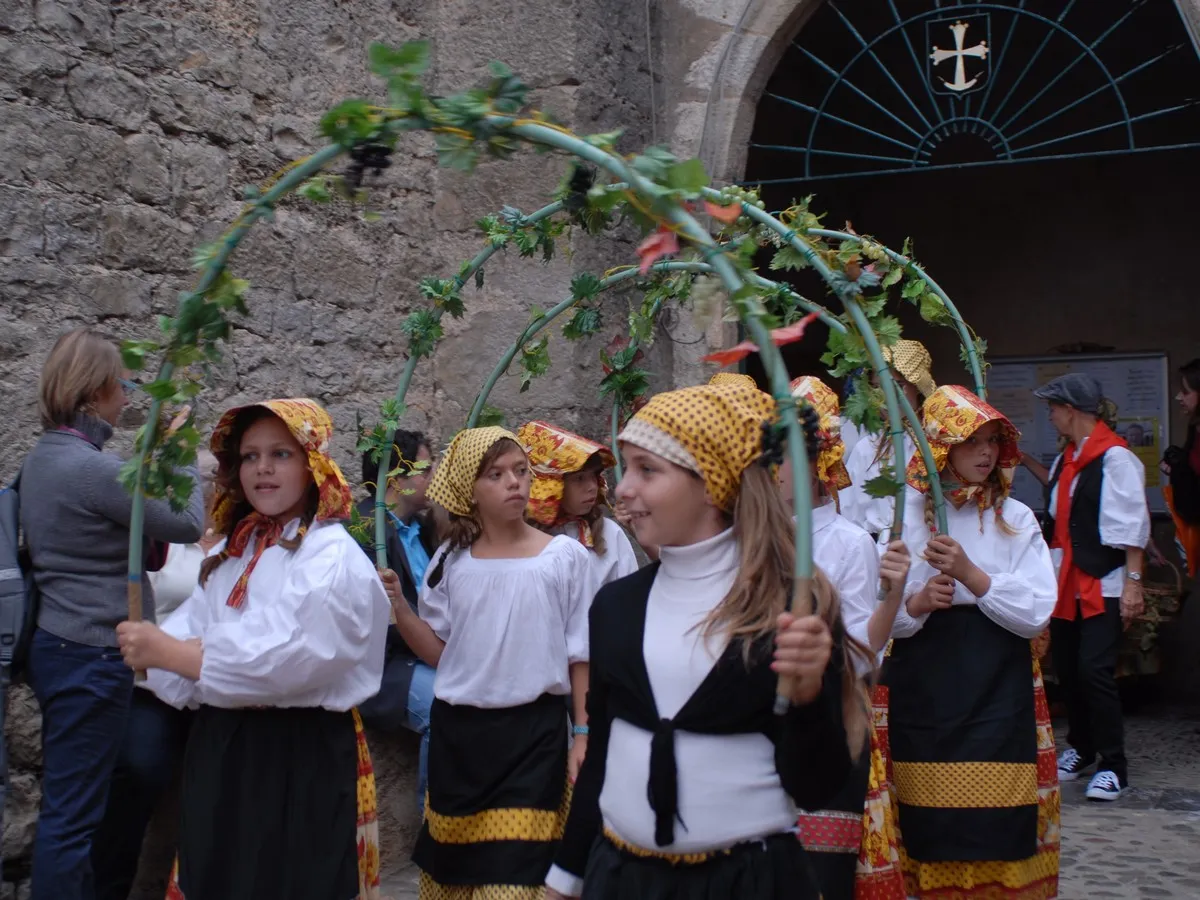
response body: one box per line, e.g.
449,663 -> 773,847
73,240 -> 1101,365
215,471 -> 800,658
701,312 -> 820,368
636,228 -> 679,274
563,307 -> 602,341
864,464 -> 905,499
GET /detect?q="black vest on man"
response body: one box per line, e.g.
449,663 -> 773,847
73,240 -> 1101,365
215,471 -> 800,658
1043,453 -> 1125,583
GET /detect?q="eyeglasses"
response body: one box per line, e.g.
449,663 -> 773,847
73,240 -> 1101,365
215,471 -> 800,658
119,378 -> 141,396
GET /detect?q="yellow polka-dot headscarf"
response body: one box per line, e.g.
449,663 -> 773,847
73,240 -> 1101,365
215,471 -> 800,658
427,426 -> 523,517
708,372 -> 758,389
789,376 -> 852,498
209,398 -> 352,534
619,381 -> 777,511
882,339 -> 936,400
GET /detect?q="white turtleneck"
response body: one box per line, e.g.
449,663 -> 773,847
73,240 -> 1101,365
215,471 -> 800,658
596,528 -> 798,854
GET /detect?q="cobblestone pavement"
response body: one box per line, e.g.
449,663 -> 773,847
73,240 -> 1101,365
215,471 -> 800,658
380,705 -> 1200,899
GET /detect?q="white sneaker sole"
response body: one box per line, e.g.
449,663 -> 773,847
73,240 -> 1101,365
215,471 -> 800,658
1057,767 -> 1091,782
1086,786 -> 1122,801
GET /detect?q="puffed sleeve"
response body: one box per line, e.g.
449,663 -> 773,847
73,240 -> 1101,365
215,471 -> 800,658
880,488 -> 933,639
195,535 -> 389,708
145,581 -> 209,709
834,529 -> 881,675
563,540 -> 598,665
1099,447 -> 1151,550
606,518 -> 641,582
975,503 -> 1058,639
418,543 -> 454,642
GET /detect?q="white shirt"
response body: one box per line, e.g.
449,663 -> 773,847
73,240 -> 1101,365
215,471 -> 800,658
148,520 -> 390,711
841,433 -> 915,535
812,503 -> 881,676
148,543 -> 207,617
596,529 -> 797,854
420,534 -> 597,708
1046,442 -> 1150,598
840,420 -> 870,461
549,516 -> 639,590
880,487 -> 1057,640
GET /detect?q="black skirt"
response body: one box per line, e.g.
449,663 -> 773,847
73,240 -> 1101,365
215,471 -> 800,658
885,605 -> 1038,862
581,832 -> 822,900
798,744 -> 871,900
413,693 -> 570,887
177,705 -> 359,900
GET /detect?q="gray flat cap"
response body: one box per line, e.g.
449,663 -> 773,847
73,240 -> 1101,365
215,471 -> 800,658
1033,372 -> 1103,414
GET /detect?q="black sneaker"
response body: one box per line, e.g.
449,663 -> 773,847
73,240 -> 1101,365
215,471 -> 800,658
1057,748 -> 1094,782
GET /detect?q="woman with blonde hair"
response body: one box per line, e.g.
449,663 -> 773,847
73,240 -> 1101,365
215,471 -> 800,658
545,378 -> 862,899
841,339 -> 936,535
20,327 -> 204,900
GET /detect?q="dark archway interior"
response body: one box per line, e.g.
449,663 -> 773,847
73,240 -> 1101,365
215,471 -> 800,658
740,0 -> 1200,431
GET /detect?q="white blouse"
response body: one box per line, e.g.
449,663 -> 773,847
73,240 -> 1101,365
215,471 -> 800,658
549,516 -> 639,590
419,534 -> 597,708
596,529 -> 798,856
812,502 -> 881,676
147,520 -> 390,712
841,433 -> 915,535
881,487 -> 1057,640
148,542 -> 207,617
1047,442 -> 1150,597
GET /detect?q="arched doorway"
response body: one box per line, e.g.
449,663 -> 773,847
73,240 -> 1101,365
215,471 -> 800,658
739,0 -> 1200,448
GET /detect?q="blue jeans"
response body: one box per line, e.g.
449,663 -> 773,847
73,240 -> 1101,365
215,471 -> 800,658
407,661 -> 436,808
27,627 -> 134,900
91,688 -> 192,900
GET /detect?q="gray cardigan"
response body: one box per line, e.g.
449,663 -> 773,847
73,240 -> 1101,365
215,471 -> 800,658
20,415 -> 205,648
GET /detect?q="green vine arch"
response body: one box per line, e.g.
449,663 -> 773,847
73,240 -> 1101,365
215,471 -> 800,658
118,41 -> 987,706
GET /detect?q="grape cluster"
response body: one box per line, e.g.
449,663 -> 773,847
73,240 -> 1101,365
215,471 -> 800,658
718,183 -> 766,212
346,143 -> 393,190
563,163 -> 596,212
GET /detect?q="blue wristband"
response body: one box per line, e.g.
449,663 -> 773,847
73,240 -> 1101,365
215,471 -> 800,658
572,724 -> 590,737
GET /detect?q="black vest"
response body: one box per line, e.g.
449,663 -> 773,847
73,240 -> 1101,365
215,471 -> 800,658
1043,453 -> 1125,580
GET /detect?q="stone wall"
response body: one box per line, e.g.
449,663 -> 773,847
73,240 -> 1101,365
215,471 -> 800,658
0,0 -> 692,890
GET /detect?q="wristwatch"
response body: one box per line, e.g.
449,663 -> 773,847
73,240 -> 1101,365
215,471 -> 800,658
1126,572 -> 1142,583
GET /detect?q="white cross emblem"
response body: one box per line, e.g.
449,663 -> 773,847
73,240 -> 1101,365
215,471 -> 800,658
930,20 -> 989,92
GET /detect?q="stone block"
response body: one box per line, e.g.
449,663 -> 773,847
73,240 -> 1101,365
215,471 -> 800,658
124,134 -> 172,205
2,770 -> 40,868
0,186 -> 44,258
100,203 -> 195,273
174,25 -> 241,89
41,196 -> 102,265
147,75 -> 259,145
292,226 -> 379,310
0,36 -> 70,104
112,12 -> 178,72
169,139 -> 231,215
363,727 -> 423,872
79,270 -> 154,318
2,107 -> 130,199
67,63 -> 151,131
35,0 -> 113,53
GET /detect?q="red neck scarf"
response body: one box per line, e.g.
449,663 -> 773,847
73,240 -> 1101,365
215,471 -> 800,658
223,513 -> 287,609
1051,421 -> 1126,620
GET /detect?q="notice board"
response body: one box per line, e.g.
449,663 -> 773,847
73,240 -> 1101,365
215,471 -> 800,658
985,352 -> 1170,515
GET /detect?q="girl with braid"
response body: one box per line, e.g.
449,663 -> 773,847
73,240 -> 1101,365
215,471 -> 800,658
116,399 -> 390,900
545,378 -> 861,900
877,386 -> 1060,900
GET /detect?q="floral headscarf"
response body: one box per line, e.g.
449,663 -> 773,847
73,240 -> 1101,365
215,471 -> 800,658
426,426 -> 522,517
619,380 -> 776,511
209,398 -> 352,535
906,385 -> 1021,508
789,376 -> 852,498
517,421 -> 615,547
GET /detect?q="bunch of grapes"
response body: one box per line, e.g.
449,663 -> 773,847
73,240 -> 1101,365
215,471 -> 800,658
346,143 -> 393,190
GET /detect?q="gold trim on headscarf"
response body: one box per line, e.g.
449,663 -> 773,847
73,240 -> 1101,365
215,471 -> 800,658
789,376 -> 852,497
906,386 -> 1022,503
882,339 -> 936,400
619,381 -> 776,511
516,421 -> 615,532
209,398 -> 352,535
427,426 -> 522,517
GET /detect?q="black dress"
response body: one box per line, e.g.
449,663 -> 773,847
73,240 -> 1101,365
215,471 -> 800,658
553,564 -> 853,899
